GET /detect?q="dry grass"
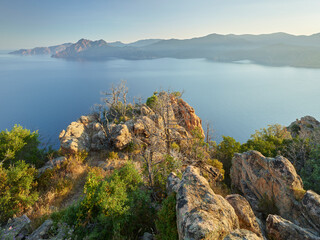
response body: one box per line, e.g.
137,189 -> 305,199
27,153 -> 89,230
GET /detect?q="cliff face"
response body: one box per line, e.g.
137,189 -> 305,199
231,150 -> 320,239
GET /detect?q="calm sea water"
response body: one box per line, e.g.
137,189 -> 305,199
1,53 -> 320,147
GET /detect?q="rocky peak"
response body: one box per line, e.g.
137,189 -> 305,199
53,39 -> 108,58
288,115 -> 320,138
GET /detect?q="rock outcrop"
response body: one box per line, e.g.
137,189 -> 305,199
170,97 -> 204,137
176,166 -> 239,240
288,116 -> 320,138
26,219 -> 53,240
225,194 -> 263,238
231,150 -> 320,235
266,215 -> 320,240
59,114 -> 106,154
59,96 -> 202,158
0,215 -> 31,240
223,229 -> 262,240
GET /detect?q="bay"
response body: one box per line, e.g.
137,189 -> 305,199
0,53 -> 319,147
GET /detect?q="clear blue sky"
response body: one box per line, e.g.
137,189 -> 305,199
1,0 -> 320,49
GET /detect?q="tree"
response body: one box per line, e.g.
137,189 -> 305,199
215,136 -> 241,186
0,124 -> 45,168
241,124 -> 291,157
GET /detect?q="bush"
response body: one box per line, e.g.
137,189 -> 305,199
300,145 -> 320,194
58,162 -> 155,239
241,124 -> 292,157
155,193 -> 178,240
108,151 -> 119,160
149,155 -> 182,199
0,125 -> 46,168
0,160 -> 38,223
146,94 -> 158,109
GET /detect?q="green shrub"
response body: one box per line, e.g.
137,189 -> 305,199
171,142 -> 180,152
0,160 -> 38,223
146,94 -> 158,108
155,193 -> 178,240
149,155 -> 182,199
0,125 -> 46,168
241,124 -> 292,157
108,151 -> 119,160
58,162 -> 155,239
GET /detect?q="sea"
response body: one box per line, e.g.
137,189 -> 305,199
1,52 -> 320,147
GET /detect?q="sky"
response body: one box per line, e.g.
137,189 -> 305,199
1,0 -> 320,49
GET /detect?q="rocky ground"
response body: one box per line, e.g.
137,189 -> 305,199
1,95 -> 320,240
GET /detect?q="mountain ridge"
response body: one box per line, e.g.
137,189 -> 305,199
9,32 -> 320,68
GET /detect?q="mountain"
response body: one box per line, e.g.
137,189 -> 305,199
53,39 -> 108,58
9,43 -> 72,55
10,33 -> 320,68
108,39 -> 162,48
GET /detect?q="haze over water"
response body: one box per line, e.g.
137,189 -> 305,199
1,53 -> 319,147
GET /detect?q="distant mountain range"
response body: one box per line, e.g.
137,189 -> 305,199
9,33 -> 320,68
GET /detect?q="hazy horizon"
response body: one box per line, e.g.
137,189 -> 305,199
2,0 -> 320,50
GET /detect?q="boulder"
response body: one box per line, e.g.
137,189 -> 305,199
223,229 -> 262,240
141,232 -> 153,240
225,194 -> 263,238
59,114 -> 106,153
110,124 -> 132,150
231,151 -> 303,221
231,151 -> 320,233
176,166 -> 239,240
0,215 -> 31,240
266,215 -> 320,240
27,219 -> 53,240
166,172 -> 181,195
300,190 -> 320,232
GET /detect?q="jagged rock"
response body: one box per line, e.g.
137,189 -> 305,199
38,157 -> 67,175
27,219 -> 53,240
59,114 -> 106,153
300,190 -> 320,231
171,97 -> 204,137
223,229 -> 262,240
176,166 -> 239,240
288,116 -> 320,138
110,124 -> 132,150
231,151 -> 303,222
166,172 -> 181,195
0,215 -> 31,240
266,215 -> 320,240
225,194 -> 263,238
231,150 -> 320,233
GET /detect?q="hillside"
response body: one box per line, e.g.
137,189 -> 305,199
1,85 -> 320,239
9,32 -> 320,68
